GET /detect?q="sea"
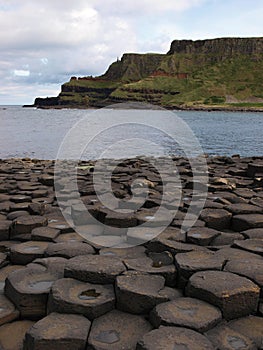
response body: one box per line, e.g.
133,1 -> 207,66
0,105 -> 262,160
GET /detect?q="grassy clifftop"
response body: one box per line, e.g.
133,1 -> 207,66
32,37 -> 263,110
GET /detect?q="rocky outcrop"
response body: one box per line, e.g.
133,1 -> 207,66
30,37 -> 263,110
167,37 -> 263,58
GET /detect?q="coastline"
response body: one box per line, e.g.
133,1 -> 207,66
23,103 -> 263,113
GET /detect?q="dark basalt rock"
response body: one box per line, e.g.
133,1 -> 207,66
45,241 -> 95,258
64,255 -> 126,284
10,241 -> 49,264
227,316 -> 263,349
88,309 -> 152,350
115,272 -> 181,314
24,312 -> 91,350
149,297 -> 222,332
4,268 -> 57,319
0,320 -> 35,350
205,324 -> 257,350
137,326 -> 214,350
48,278 -> 115,319
186,271 -> 260,320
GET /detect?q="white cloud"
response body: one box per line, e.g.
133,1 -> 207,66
13,69 -> 30,77
0,0 -> 262,104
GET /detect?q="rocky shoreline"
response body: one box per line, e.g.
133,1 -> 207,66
0,156 -> 262,349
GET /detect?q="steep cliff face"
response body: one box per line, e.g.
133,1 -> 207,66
167,37 -> 263,57
102,53 -> 165,82
32,37 -> 263,110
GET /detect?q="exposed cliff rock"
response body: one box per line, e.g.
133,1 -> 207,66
31,37 -> 263,110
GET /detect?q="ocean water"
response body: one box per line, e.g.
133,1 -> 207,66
0,105 -> 262,159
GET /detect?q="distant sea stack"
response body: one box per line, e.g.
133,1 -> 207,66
29,37 -> 263,111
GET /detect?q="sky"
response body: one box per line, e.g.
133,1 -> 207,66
0,0 -> 262,105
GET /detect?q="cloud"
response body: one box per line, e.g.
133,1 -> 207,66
0,0 -> 262,104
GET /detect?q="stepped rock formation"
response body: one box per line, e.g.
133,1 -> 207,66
31,37 -> 263,110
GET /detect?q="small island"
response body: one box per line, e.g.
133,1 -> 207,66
28,37 -> 263,111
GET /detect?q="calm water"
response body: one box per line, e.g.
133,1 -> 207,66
0,105 -> 262,159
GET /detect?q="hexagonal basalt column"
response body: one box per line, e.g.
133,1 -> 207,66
24,312 -> 91,350
186,271 -> 260,320
116,272 -> 181,314
10,241 -> 49,264
88,309 -> 152,350
4,268 -> 57,319
149,297 -> 222,332
48,278 -> 115,319
64,255 -> 126,284
137,326 -> 214,350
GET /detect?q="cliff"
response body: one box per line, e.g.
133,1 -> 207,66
31,37 -> 263,110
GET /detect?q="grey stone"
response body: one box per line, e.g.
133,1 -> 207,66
137,326 -> 214,350
232,214 -> 263,231
10,241 -> 49,264
206,324 -> 257,350
48,278 -> 115,319
0,294 -> 19,326
116,272 -> 180,314
186,271 -> 260,320
4,267 -> 57,319
175,250 -> 226,287
88,309 -> 152,350
0,320 -> 35,350
45,241 -> 95,258
24,312 -> 90,350
65,255 -> 126,284
233,238 -> 263,256
31,226 -> 60,242
124,256 -> 176,286
228,316 -> 263,349
150,297 -> 222,332
200,208 -> 232,230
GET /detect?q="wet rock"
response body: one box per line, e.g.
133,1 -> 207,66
0,220 -> 11,240
10,241 -> 49,264
48,278 -> 115,319
186,271 -> 260,320
65,255 -> 126,284
88,309 -> 152,350
0,294 -> 19,326
45,241 -> 95,258
11,215 -> 48,236
31,226 -> 60,241
228,316 -> 263,349
241,228 -> 263,239
0,320 -> 35,350
124,257 -> 176,286
115,272 -> 180,314
232,214 -> 263,231
233,238 -> 263,256
186,227 -> 221,246
4,268 -> 57,319
150,297 -> 222,332
24,312 -> 91,350
175,250 -> 226,287
137,326 -> 214,350
200,208 -> 232,230
205,324 -> 257,350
